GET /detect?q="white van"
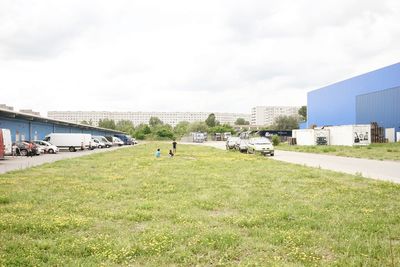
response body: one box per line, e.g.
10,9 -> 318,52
44,133 -> 91,152
1,129 -> 12,155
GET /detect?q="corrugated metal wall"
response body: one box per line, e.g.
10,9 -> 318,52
356,86 -> 400,129
0,116 -> 123,142
308,63 -> 400,127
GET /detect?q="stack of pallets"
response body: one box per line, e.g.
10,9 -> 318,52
288,137 -> 297,145
370,122 -> 386,143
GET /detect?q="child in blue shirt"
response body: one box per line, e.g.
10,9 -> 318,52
155,148 -> 161,158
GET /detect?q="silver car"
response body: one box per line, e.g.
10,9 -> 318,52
226,137 -> 239,150
247,137 -> 274,156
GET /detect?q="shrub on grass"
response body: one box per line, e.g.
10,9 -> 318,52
272,135 -> 280,146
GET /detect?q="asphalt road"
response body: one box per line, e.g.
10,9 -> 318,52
187,141 -> 400,183
0,146 -> 131,175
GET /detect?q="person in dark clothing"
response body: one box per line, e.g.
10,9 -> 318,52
27,142 -> 34,157
168,149 -> 174,158
172,140 -> 177,153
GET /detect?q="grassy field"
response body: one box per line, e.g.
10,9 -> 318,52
1,143 -> 400,266
277,142 -> 400,161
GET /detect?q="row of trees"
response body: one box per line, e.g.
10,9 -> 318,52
85,113 -> 236,140
82,106 -> 307,140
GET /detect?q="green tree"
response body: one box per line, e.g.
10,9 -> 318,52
149,117 -> 163,127
98,119 -> 116,130
271,115 -> 299,130
80,120 -> 89,125
174,121 -> 190,137
235,118 -> 250,125
155,127 -> 174,139
209,124 -> 236,135
298,106 -> 307,121
205,113 -> 219,127
116,120 -> 135,133
133,124 -> 151,140
189,121 -> 209,133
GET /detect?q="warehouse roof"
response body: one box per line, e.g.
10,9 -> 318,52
0,108 -> 126,134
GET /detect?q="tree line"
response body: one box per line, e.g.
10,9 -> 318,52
81,106 -> 307,140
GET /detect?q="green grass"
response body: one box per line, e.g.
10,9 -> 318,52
1,143 -> 400,266
277,142 -> 400,161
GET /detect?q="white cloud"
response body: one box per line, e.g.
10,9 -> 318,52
0,0 -> 399,116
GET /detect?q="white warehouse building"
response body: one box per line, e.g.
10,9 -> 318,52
47,111 -> 251,127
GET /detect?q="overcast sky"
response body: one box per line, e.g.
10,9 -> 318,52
1,0 -> 399,116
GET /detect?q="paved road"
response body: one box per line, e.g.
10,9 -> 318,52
186,141 -> 400,183
0,146 -> 131,175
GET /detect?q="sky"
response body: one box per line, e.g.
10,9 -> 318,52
1,0 -> 400,116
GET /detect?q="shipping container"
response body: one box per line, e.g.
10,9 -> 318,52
292,129 -> 330,146
326,125 -> 371,146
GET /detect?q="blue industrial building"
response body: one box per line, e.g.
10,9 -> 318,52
0,108 -> 124,142
307,62 -> 400,131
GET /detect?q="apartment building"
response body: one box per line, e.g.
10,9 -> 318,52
47,111 -> 251,127
251,106 -> 300,126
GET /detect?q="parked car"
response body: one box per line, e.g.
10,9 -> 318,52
15,141 -> 41,156
126,135 -> 137,145
33,140 -> 59,154
44,133 -> 91,152
226,137 -> 239,150
112,136 -> 124,146
237,139 -> 250,153
114,134 -> 132,145
91,137 -> 106,148
93,136 -> 112,148
247,137 -> 274,156
130,137 -> 138,145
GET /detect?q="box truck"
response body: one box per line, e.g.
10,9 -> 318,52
44,133 -> 92,152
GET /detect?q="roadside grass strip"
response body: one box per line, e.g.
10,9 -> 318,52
0,143 -> 399,266
277,142 -> 400,161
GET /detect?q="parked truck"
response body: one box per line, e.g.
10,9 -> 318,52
43,133 -> 92,152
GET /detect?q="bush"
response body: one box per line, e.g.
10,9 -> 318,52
156,129 -> 174,139
134,132 -> 146,140
272,135 -> 280,146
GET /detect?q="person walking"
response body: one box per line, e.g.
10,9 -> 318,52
155,148 -> 161,158
172,140 -> 177,153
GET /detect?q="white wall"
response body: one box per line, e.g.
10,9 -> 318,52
385,128 -> 395,143
293,129 -> 315,146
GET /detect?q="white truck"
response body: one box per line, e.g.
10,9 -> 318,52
192,132 -> 205,143
44,133 -> 92,152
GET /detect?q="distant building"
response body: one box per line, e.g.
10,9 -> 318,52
251,106 -> 300,126
0,104 -> 14,111
47,111 -> 251,127
19,109 -> 41,116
